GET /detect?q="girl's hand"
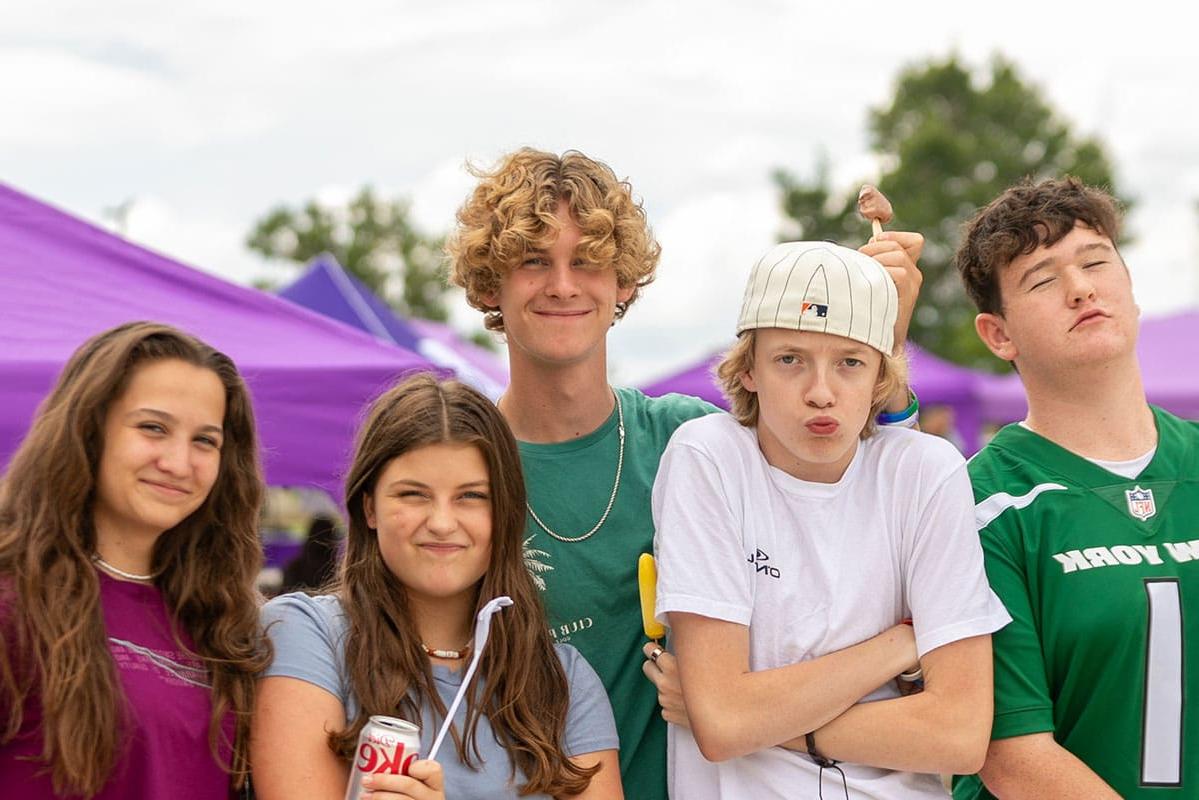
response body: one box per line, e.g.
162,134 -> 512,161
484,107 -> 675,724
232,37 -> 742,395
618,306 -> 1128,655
361,759 -> 444,800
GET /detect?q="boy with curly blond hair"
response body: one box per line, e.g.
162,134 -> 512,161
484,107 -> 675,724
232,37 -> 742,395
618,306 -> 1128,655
447,148 -> 924,798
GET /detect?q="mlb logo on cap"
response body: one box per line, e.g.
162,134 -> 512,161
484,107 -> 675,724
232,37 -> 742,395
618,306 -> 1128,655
735,242 -> 898,355
1125,486 -> 1156,521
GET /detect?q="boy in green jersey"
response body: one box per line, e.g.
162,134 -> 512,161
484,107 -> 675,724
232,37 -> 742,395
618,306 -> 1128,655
446,149 -> 925,799
953,177 -> 1199,798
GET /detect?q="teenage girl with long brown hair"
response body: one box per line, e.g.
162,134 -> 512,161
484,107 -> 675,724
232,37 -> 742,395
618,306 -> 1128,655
0,322 -> 270,798
252,374 -> 621,799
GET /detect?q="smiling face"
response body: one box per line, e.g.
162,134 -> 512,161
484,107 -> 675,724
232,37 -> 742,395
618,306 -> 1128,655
485,199 -> 634,372
975,223 -> 1139,376
741,328 -> 881,483
364,442 -> 493,609
92,358 -> 226,547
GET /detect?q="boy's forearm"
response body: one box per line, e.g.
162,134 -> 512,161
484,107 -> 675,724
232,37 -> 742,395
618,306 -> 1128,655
678,618 -> 914,762
783,689 -> 989,775
977,734 -> 1122,799
880,384 -> 914,415
781,636 -> 994,775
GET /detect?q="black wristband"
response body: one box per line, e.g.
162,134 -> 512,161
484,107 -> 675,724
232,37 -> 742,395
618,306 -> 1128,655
805,731 -> 837,768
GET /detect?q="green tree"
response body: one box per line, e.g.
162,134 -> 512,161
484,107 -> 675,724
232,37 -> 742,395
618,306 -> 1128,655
247,186 -> 450,322
775,54 -> 1125,368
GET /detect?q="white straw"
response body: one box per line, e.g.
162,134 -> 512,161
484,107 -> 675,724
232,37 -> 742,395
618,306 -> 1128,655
427,596 -> 514,761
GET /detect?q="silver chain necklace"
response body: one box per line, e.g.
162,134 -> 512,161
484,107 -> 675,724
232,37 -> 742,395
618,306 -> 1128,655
92,554 -> 159,583
527,391 -> 625,543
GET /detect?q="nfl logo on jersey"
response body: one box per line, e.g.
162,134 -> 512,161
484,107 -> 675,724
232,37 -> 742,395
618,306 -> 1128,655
1125,486 -> 1156,521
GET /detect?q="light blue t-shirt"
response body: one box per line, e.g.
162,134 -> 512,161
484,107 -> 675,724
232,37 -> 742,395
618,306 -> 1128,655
261,593 -> 619,799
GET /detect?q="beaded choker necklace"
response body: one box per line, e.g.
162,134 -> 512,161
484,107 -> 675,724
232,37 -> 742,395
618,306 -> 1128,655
420,641 -> 471,660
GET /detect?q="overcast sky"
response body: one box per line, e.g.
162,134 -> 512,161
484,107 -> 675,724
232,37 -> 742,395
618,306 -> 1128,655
5,1 -> 1199,383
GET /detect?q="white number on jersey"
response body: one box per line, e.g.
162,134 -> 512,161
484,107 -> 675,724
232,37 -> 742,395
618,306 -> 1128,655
1142,579 -> 1183,786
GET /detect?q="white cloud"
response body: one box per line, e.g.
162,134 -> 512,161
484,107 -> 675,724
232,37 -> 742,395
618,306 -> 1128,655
120,196 -> 275,286
611,185 -> 781,382
408,158 -> 477,234
6,0 -> 1199,383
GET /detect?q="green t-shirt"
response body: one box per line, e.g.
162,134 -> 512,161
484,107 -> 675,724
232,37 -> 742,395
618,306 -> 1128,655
954,407 -> 1199,799
518,387 -> 716,800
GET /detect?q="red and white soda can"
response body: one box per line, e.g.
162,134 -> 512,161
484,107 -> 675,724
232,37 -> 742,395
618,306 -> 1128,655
344,715 -> 422,800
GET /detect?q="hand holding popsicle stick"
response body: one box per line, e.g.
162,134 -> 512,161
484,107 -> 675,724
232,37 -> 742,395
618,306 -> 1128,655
855,184 -> 922,354
638,554 -> 691,728
858,184 -> 894,239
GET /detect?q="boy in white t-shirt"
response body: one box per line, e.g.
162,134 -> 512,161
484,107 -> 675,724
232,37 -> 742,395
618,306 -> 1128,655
652,241 -> 1011,799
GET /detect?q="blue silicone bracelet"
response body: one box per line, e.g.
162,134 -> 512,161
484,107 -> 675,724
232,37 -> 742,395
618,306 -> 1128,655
877,390 -> 919,425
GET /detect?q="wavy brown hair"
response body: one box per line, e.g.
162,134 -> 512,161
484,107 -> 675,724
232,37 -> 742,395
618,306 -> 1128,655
0,322 -> 269,796
330,373 -> 599,795
447,147 -> 661,331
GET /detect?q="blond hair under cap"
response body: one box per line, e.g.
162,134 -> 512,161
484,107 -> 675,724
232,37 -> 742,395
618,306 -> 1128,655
736,241 -> 898,355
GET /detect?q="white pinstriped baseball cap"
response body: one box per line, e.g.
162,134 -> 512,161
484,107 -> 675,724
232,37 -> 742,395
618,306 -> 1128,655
735,241 -> 898,355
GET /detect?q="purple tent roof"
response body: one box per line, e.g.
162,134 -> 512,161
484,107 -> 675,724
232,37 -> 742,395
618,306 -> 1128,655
407,318 -> 509,397
279,256 -> 508,399
0,182 -> 440,494
278,254 -> 425,352
977,311 -> 1199,422
640,342 -> 985,451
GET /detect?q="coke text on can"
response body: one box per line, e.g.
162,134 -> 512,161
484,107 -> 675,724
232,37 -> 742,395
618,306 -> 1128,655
344,715 -> 421,800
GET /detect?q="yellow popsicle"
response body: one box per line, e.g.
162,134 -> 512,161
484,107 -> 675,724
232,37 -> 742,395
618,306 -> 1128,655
639,553 -> 666,640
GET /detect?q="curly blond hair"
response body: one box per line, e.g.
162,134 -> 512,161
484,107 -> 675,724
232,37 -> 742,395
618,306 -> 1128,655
716,330 -> 909,439
447,148 -> 661,331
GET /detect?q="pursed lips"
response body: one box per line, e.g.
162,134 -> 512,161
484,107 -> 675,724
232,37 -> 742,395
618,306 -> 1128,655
1070,309 -> 1109,331
804,417 -> 840,435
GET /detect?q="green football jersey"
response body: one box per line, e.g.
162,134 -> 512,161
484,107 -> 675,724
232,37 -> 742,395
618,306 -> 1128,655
517,388 -> 715,800
954,407 -> 1199,799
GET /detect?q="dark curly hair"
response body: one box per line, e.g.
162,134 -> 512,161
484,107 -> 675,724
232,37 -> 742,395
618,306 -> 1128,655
955,176 -> 1123,315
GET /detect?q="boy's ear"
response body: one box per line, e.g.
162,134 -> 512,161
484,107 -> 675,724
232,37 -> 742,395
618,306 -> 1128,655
975,312 -> 1018,362
740,370 -> 758,393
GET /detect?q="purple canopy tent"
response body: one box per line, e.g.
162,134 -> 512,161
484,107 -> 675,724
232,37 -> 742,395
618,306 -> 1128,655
407,318 -> 508,399
641,342 -> 985,452
976,311 -> 1199,424
0,183 -> 440,496
279,255 -> 508,400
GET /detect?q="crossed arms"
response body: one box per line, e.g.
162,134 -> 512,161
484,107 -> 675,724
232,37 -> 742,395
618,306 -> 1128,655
668,611 -> 993,775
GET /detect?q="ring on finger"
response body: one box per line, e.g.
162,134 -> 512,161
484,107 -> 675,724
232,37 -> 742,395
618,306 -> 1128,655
649,646 -> 664,663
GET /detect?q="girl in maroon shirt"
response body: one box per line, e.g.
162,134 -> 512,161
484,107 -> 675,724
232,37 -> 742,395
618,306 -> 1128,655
0,322 -> 268,799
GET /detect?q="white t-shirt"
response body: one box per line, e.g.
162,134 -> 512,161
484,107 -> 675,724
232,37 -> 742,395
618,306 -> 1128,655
652,414 -> 1010,800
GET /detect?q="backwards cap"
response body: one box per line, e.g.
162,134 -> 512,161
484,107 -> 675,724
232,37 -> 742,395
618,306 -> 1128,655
736,241 -> 898,355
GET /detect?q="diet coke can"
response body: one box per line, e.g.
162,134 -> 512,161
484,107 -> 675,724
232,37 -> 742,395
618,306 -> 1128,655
344,715 -> 422,800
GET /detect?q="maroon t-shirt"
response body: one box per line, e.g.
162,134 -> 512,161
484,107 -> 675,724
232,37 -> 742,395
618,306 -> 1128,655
0,571 -> 235,799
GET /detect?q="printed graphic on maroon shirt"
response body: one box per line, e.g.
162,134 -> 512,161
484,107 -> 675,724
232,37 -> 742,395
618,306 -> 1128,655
108,635 -> 211,689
